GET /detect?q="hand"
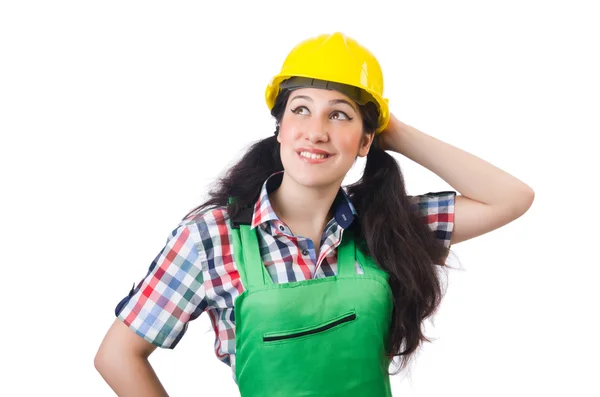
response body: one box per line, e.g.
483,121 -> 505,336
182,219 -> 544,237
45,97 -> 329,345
377,113 -> 405,152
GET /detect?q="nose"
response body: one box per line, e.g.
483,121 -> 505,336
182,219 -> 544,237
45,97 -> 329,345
304,117 -> 329,143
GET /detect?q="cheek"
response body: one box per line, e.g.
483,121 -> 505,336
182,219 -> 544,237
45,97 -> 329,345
334,131 -> 363,154
278,120 -> 300,144
277,128 -> 295,155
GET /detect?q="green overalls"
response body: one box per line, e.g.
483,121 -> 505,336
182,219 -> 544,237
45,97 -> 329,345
230,204 -> 394,397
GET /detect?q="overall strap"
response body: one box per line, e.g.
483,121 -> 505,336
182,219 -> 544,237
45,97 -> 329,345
355,244 -> 380,278
340,228 -> 380,278
240,224 -> 274,287
337,229 -> 357,277
229,197 -> 274,289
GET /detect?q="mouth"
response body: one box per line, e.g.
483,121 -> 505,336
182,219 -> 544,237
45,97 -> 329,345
296,151 -> 334,163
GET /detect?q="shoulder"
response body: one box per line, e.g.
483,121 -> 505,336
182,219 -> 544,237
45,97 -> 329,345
408,190 -> 456,207
178,205 -> 233,251
181,204 -> 230,228
408,191 -> 456,217
407,190 -> 457,247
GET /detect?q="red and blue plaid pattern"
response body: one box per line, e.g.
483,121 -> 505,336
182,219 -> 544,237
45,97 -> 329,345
115,170 -> 456,383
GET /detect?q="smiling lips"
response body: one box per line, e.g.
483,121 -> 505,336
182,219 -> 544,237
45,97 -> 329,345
297,149 -> 333,164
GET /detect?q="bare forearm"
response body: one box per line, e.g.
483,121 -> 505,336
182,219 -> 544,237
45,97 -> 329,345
385,118 -> 534,207
96,355 -> 169,397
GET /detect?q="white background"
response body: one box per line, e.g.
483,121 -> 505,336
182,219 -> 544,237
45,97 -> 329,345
1,1 -> 598,396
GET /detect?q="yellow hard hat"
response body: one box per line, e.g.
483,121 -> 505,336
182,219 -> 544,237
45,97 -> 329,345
265,32 -> 390,134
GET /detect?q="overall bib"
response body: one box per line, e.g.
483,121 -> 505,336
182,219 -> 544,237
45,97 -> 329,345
230,205 -> 394,397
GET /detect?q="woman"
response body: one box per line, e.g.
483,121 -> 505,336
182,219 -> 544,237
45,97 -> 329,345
95,32 -> 535,396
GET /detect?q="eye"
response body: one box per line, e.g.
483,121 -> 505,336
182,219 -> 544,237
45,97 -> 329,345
291,106 -> 309,115
330,111 -> 352,121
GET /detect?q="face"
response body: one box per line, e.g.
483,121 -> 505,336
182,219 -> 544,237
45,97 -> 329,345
276,87 -> 375,189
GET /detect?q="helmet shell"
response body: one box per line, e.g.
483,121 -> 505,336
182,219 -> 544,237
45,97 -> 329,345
265,32 -> 390,134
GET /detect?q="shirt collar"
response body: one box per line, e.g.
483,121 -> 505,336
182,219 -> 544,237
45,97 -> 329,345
250,170 -> 357,230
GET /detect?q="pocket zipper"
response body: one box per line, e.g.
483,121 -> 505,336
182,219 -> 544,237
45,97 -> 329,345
263,312 -> 357,342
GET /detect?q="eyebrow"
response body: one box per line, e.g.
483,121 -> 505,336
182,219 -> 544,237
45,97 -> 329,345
290,95 -> 357,113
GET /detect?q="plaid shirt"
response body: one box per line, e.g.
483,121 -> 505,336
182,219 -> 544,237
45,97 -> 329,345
115,170 -> 456,383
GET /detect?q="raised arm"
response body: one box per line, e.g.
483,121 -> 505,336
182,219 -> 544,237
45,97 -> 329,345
379,114 -> 535,245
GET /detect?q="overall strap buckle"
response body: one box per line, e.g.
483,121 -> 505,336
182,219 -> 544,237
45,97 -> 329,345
229,197 -> 253,229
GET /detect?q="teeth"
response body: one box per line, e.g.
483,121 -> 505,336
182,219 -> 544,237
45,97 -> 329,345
300,151 -> 328,160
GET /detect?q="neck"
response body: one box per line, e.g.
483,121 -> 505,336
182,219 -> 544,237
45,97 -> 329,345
269,172 -> 340,236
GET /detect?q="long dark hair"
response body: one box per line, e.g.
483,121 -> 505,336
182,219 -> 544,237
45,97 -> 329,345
183,88 -> 452,375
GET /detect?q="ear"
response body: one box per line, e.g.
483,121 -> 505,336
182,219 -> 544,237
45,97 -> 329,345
357,132 -> 375,157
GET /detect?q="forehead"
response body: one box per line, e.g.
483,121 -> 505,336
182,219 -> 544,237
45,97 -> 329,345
287,87 -> 356,104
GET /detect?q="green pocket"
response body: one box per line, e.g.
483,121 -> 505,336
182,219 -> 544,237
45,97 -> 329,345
263,310 -> 357,343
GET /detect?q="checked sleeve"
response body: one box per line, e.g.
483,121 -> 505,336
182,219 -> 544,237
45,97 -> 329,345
114,223 -> 208,349
408,190 -> 457,248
